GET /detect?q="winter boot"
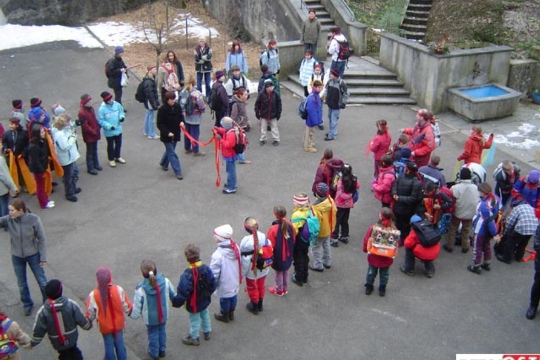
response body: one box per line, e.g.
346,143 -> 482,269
257,299 -> 264,312
481,263 -> 491,271
379,285 -> 386,297
228,310 -> 235,321
467,264 -> 482,274
364,284 -> 374,295
526,305 -> 538,320
246,301 -> 259,315
214,311 -> 229,323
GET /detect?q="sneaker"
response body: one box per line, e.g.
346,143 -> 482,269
526,306 -> 538,320
95,165 -> 103,171
272,141 -> 279,146
66,195 -> 78,202
259,140 -> 266,146
182,335 -> 200,346
161,165 -> 168,171
109,160 -> 116,167
425,271 -> 435,278
75,188 -> 82,194
339,237 -> 349,244
324,136 -> 335,141
23,306 -> 32,316
496,254 -> 511,264
304,147 -> 317,153
45,201 -> 55,209
222,188 -> 237,194
461,247 -> 470,254
159,351 -> 166,358
239,160 -> 252,164
88,169 -> 98,175
176,174 -> 184,180
318,125 -> 324,130
193,151 -> 206,157
148,135 -> 160,139
442,244 -> 453,253
323,264 -> 331,269
364,284 -> 373,295
203,332 -> 211,341
184,150 -> 192,154
116,158 -> 126,164
282,289 -> 288,295
330,240 -> 339,248
309,265 -> 324,272
467,265 -> 482,274
291,274 -> 303,287
481,263 -> 491,271
269,286 -> 284,296
400,265 -> 415,276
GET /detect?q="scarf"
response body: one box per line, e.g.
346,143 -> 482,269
188,261 -> 202,313
49,299 -> 66,345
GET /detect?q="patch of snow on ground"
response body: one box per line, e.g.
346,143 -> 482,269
494,122 -> 540,149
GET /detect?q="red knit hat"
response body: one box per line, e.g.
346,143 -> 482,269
30,97 -> 42,107
100,92 -> 113,102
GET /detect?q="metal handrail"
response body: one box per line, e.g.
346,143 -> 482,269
337,0 -> 356,22
184,15 -> 213,50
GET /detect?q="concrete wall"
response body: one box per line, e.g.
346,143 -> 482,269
278,40 -> 305,80
379,32 -> 513,113
507,59 -> 539,97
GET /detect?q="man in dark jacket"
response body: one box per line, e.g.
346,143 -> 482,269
322,69 -> 348,141
141,66 -> 161,139
105,46 -> 128,105
31,279 -> 92,358
392,161 -> 423,243
526,224 -> 540,320
194,38 -> 213,100
157,91 -> 184,180
419,154 -> 446,187
494,160 -> 520,207
254,79 -> 282,146
211,70 -> 229,127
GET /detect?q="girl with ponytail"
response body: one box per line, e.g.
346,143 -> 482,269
368,119 -> 392,177
266,206 -> 295,296
130,260 -> 176,359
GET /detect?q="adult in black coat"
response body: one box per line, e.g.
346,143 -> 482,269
141,67 -> 161,139
254,80 -> 282,146
157,92 -> 184,180
211,70 -> 229,127
2,118 -> 29,158
105,46 -> 128,105
391,161 -> 423,243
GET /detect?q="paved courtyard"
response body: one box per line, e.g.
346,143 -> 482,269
0,41 -> 539,360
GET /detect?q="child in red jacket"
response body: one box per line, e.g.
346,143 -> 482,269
400,215 -> 441,278
362,207 -> 400,296
368,119 -> 392,177
457,125 -> 493,165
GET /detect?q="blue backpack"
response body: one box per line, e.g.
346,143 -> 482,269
0,320 -> 18,359
292,209 -> 321,244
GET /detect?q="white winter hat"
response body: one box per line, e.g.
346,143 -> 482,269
213,224 -> 233,242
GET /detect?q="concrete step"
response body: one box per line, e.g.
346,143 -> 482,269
348,87 -> 411,96
402,17 -> 428,25
319,18 -> 335,25
401,23 -> 427,31
316,10 -> 330,17
348,96 -> 417,105
305,4 -> 325,11
409,0 -> 433,4
408,4 -> 432,11
400,29 -> 426,38
288,74 -> 403,86
406,10 -> 431,17
321,24 -> 335,32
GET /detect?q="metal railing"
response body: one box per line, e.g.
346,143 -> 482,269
336,0 -> 356,22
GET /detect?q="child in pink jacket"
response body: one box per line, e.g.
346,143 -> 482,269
369,119 -> 392,177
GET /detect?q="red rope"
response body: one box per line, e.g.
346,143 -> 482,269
179,124 -> 221,187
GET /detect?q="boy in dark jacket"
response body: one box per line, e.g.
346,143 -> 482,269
392,161 -> 423,244
254,79 -> 282,146
105,46 -> 128,105
210,70 -> 228,127
173,244 -> 216,346
31,279 -> 92,359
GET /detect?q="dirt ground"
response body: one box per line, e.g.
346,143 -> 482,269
95,0 -> 265,80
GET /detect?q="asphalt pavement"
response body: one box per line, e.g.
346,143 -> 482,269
0,40 -> 539,360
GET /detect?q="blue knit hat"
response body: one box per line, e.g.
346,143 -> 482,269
410,214 -> 422,224
114,46 -> 124,55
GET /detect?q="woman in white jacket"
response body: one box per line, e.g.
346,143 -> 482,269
51,114 -> 80,202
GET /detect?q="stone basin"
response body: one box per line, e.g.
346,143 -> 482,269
447,83 -> 522,121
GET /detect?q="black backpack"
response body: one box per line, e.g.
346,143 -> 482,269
208,86 -> 220,111
411,219 -> 441,247
135,80 -> 147,103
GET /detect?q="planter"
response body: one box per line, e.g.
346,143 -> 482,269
532,92 -> 540,105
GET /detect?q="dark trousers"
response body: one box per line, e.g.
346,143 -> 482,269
395,211 -> 414,243
62,163 -> 77,197
113,87 -> 123,105
293,239 -> 309,282
503,230 -> 532,262
58,345 -> 83,360
85,141 -> 100,172
106,134 -> 122,161
404,248 -> 435,273
531,260 -> 540,308
214,110 -> 226,127
332,207 -> 351,239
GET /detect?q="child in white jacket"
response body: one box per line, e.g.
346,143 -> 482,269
210,224 -> 242,323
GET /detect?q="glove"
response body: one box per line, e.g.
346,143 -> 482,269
339,104 -> 346,109
74,119 -> 82,126
276,69 -> 280,74
119,118 -> 125,123
110,126 -> 116,130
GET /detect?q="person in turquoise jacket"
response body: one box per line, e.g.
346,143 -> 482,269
97,91 -> 126,168
130,260 -> 177,360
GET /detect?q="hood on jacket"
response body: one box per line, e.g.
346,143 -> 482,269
332,34 -> 347,42
217,241 -> 238,260
326,158 -> 344,170
313,197 -> 333,212
141,274 -> 166,296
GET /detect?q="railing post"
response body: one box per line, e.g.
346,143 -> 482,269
185,18 -> 189,50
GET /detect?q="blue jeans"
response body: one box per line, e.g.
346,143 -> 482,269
146,323 -> 166,359
219,295 -> 237,312
0,192 -> 10,217
160,141 -> 182,176
62,162 -> 77,197
237,152 -> 246,163
188,308 -> 211,339
330,60 -> 346,78
103,330 -> 127,360
224,157 -> 237,190
12,253 -> 47,310
183,123 -> 200,153
196,72 -> 211,99
327,108 -> 340,139
144,109 -> 156,137
85,142 -> 100,172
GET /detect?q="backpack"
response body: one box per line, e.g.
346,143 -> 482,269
161,65 -> 179,92
226,126 -> 248,155
259,49 -> 278,67
292,209 -> 321,244
411,219 -> 441,247
104,58 -> 113,78
298,94 -> 312,120
0,320 -> 18,359
208,86 -> 221,111
337,40 -> 351,61
367,224 -> 400,258
438,186 -> 455,214
184,93 -> 195,116
196,273 -> 213,299
255,239 -> 274,270
330,170 -> 342,193
135,80 -> 147,103
432,122 -> 441,147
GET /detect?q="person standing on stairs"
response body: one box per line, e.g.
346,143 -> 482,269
301,9 -> 321,57
328,27 -> 348,79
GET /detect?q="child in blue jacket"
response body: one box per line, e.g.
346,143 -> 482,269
130,260 -> 176,360
172,244 -> 216,346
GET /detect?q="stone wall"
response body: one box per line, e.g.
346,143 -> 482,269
379,32 -> 513,113
2,0 -> 153,26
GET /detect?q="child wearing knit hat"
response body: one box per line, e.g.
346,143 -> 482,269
11,99 -> 28,128
310,183 -> 337,272
31,279 -> 92,358
210,224 -> 242,322
290,192 -> 312,286
172,244 -> 216,346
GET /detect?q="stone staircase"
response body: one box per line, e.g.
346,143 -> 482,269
282,57 -> 416,105
400,0 -> 433,42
